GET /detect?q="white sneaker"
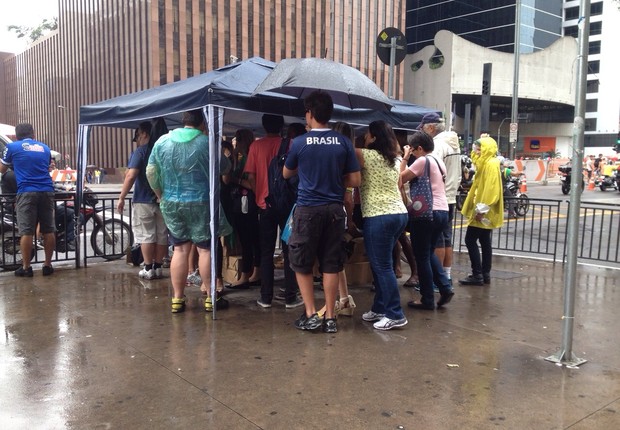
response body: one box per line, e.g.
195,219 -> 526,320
186,270 -> 202,285
154,268 -> 163,279
362,310 -> 385,322
373,316 -> 408,331
139,268 -> 156,280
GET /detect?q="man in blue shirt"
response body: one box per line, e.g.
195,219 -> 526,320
0,123 -> 56,276
284,91 -> 361,333
117,120 -> 169,280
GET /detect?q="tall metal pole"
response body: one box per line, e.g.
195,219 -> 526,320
509,0 -> 521,160
387,37 -> 397,99
545,0 -> 590,367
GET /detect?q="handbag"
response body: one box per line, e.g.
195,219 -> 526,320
408,156 -> 434,221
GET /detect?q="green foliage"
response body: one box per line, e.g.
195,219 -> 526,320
8,17 -> 58,43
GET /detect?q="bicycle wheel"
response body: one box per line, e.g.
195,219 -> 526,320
90,219 -> 134,261
515,194 -> 529,216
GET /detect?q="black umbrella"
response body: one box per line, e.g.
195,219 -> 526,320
252,58 -> 392,111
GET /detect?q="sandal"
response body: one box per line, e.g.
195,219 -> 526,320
402,278 -> 419,288
337,295 -> 356,317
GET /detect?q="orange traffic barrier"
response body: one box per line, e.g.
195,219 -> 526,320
520,174 -> 527,193
587,177 -> 595,190
49,169 -> 77,182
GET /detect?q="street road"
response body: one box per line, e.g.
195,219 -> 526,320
525,180 -> 620,204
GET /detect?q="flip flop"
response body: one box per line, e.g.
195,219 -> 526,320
402,280 -> 419,288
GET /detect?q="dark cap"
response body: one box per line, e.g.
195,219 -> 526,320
132,128 -> 139,143
416,112 -> 442,130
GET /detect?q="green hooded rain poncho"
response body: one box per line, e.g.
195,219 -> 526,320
460,136 -> 504,229
146,127 -> 232,243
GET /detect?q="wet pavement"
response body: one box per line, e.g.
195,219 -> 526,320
1,254 -> 619,429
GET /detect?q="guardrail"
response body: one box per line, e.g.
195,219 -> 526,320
2,192 -> 618,272
453,198 -> 620,268
0,191 -> 133,271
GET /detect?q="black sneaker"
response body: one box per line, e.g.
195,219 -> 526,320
459,274 -> 484,286
15,266 -> 33,277
322,317 -> 338,333
294,312 -> 322,331
42,265 -> 54,276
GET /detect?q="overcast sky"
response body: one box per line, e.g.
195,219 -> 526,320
0,0 -> 59,53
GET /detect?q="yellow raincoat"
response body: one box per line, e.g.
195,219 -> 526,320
460,137 -> 504,229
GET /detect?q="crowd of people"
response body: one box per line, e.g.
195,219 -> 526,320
4,92 -> 506,333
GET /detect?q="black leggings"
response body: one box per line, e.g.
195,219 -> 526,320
464,226 -> 493,276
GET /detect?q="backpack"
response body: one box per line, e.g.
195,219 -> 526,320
264,138 -> 298,215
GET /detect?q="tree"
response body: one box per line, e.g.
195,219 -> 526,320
8,17 -> 58,44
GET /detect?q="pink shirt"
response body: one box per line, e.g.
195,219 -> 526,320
408,155 -> 449,211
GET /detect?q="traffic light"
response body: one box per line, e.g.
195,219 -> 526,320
482,80 -> 490,95
615,132 -> 620,153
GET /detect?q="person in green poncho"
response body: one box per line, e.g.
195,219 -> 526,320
147,109 -> 232,313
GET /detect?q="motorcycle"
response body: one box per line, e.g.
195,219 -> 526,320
0,207 -> 32,270
504,174 -> 529,216
558,164 -> 585,195
616,169 -> 620,192
595,172 -> 619,192
55,187 -> 134,260
456,155 -> 475,211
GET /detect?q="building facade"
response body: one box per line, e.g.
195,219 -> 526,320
563,0 -> 620,149
406,0 -> 563,54
1,0 -> 406,170
404,0 -> 619,155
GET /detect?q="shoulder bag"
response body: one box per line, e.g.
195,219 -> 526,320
408,156 -> 434,221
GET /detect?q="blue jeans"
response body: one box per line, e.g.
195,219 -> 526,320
410,210 -> 453,308
363,213 -> 408,320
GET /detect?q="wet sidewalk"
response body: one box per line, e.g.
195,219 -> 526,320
1,254 -> 618,429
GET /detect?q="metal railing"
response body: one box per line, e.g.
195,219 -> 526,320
0,191 -> 133,271
2,192 -> 618,271
453,198 -> 620,268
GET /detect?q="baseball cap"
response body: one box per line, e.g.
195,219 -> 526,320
132,128 -> 139,143
416,112 -> 442,130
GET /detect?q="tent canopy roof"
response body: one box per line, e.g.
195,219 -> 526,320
79,57 -> 438,132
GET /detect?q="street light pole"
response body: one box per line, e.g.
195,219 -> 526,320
509,0 -> 521,160
545,0 -> 590,368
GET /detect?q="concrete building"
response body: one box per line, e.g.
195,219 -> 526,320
0,0 -> 406,170
563,0 -> 620,151
403,30 -> 576,158
404,0 -> 620,157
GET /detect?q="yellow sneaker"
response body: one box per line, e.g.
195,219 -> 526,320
171,297 -> 186,313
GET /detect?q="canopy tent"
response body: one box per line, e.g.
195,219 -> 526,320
79,56 -> 437,132
76,57 -> 438,308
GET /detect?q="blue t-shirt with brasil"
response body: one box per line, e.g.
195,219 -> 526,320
285,128 -> 360,206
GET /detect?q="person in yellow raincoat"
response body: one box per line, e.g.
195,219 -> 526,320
458,136 -> 503,286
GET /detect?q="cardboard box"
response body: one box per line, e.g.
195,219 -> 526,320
344,261 -> 373,286
346,237 -> 368,263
